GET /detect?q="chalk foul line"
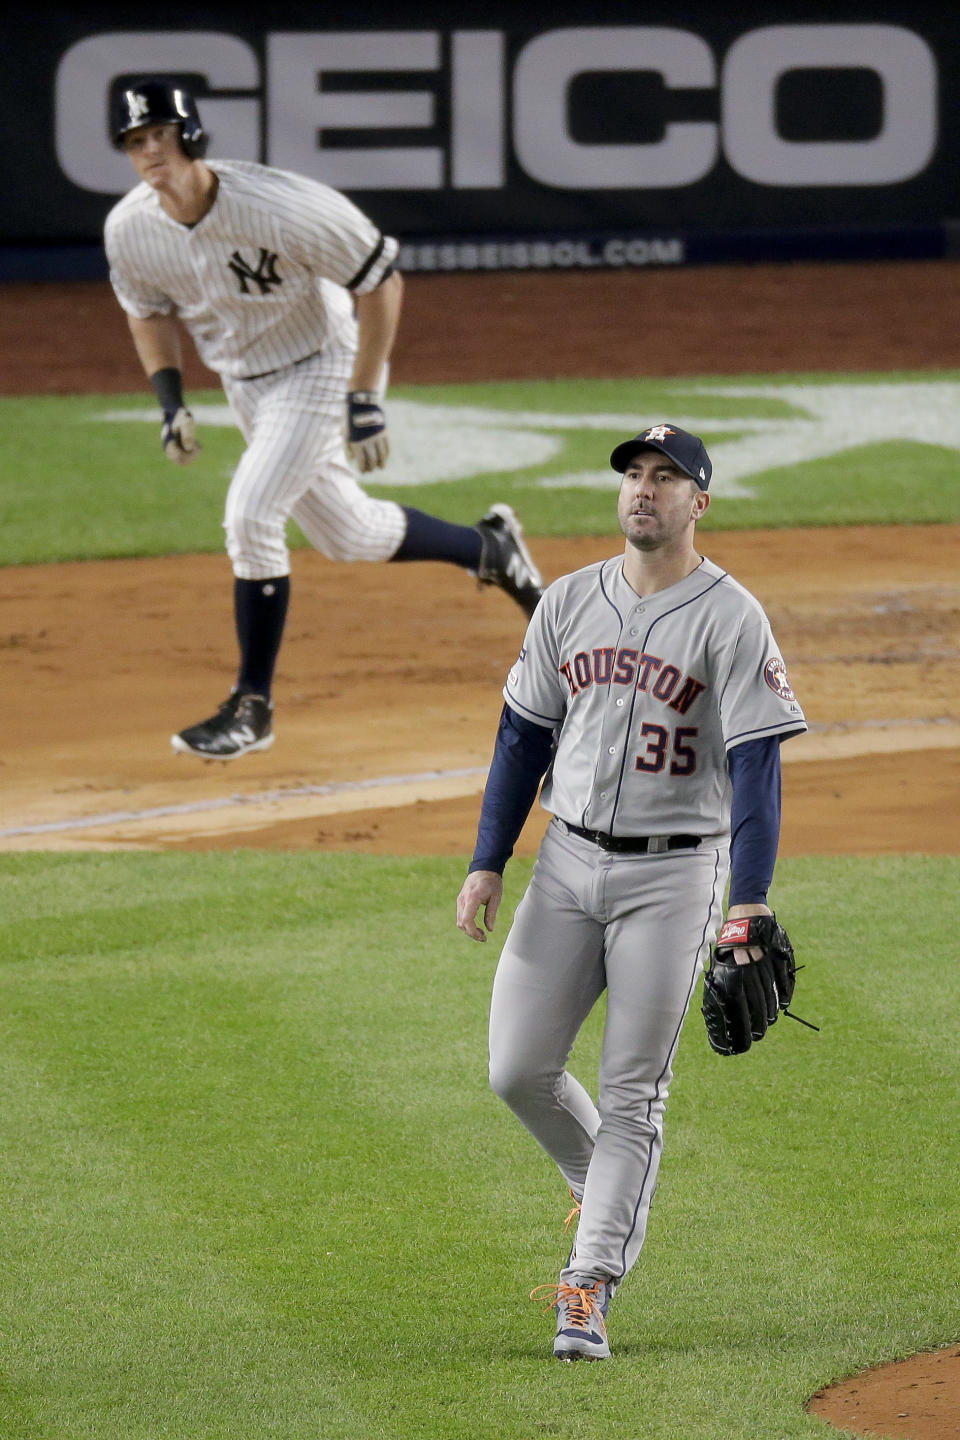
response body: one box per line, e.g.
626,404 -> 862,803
2,716 -> 957,842
0,766 -> 488,839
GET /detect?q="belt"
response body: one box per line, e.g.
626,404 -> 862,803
240,349 -> 323,382
559,820 -> 701,854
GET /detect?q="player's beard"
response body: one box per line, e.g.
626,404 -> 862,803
619,484 -> 700,553
621,508 -> 683,552
625,513 -> 665,550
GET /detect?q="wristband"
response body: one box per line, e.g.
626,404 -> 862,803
150,366 -> 185,414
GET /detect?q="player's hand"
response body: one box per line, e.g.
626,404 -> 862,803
346,390 -> 389,472
725,902 -> 773,964
161,406 -> 201,465
456,870 -> 503,943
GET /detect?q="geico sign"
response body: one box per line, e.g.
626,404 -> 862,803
57,24 -> 938,194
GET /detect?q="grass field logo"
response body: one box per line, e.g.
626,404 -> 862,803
94,376 -> 960,500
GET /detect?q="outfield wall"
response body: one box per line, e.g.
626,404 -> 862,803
4,3 -> 959,278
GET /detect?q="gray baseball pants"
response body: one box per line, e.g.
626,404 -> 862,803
488,819 -> 728,1284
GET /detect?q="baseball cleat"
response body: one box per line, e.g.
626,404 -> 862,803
530,1277 -> 615,1361
171,691 -> 274,759
475,503 -> 544,618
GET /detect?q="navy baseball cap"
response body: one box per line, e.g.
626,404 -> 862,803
610,424 -> 712,490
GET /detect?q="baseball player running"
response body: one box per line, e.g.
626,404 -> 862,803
104,79 -> 542,760
456,424 -> 806,1360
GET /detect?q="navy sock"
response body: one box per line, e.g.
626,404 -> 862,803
234,576 -> 290,699
391,507 -> 482,569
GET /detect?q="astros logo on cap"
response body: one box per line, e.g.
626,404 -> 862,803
643,425 -> 675,442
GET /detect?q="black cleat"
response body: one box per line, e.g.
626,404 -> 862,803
171,691 -> 274,760
475,503 -> 544,619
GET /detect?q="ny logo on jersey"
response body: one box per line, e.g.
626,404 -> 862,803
227,248 -> 283,296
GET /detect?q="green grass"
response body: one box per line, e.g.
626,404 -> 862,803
0,392 -> 241,564
2,851 -> 958,1439
3,371 -> 960,563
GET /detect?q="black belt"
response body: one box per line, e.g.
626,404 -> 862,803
560,821 -> 701,854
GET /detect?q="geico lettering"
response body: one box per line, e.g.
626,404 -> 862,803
721,24 -> 937,185
54,31 -> 261,192
514,27 -> 717,188
513,23 -> 935,191
56,23 -> 937,197
268,31 -> 443,189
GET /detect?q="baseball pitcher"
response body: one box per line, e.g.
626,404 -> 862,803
457,424 -> 808,1361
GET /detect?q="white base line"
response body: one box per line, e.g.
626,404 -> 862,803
3,716 -> 957,842
0,766 -> 489,840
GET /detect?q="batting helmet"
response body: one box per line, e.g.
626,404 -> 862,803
111,80 -> 208,158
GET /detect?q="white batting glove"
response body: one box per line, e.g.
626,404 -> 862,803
161,406 -> 201,465
346,390 -> 389,473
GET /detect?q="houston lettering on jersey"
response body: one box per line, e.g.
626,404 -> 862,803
558,647 -> 706,714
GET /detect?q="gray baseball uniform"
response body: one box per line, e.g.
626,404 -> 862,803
487,552 -> 806,1284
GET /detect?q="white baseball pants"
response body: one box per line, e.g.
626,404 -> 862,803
221,342 -> 405,581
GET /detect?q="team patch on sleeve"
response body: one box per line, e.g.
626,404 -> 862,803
507,649 -> 525,688
763,656 -> 796,701
508,647 -> 526,683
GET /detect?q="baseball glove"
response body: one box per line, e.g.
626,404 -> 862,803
701,913 -> 798,1056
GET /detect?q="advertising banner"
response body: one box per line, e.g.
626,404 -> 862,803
4,4 -> 958,272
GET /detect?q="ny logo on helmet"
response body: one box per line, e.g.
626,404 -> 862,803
227,248 -> 283,296
126,90 -> 151,124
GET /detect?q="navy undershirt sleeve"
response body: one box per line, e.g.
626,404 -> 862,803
727,735 -> 782,905
469,704 -> 555,874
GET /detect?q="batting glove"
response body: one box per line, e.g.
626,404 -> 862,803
161,406 -> 201,465
346,390 -> 389,472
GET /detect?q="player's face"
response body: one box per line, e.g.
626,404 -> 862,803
122,123 -> 192,187
618,451 -> 709,551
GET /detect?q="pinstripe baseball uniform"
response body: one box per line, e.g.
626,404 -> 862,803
104,108 -> 543,759
105,159 -> 405,575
